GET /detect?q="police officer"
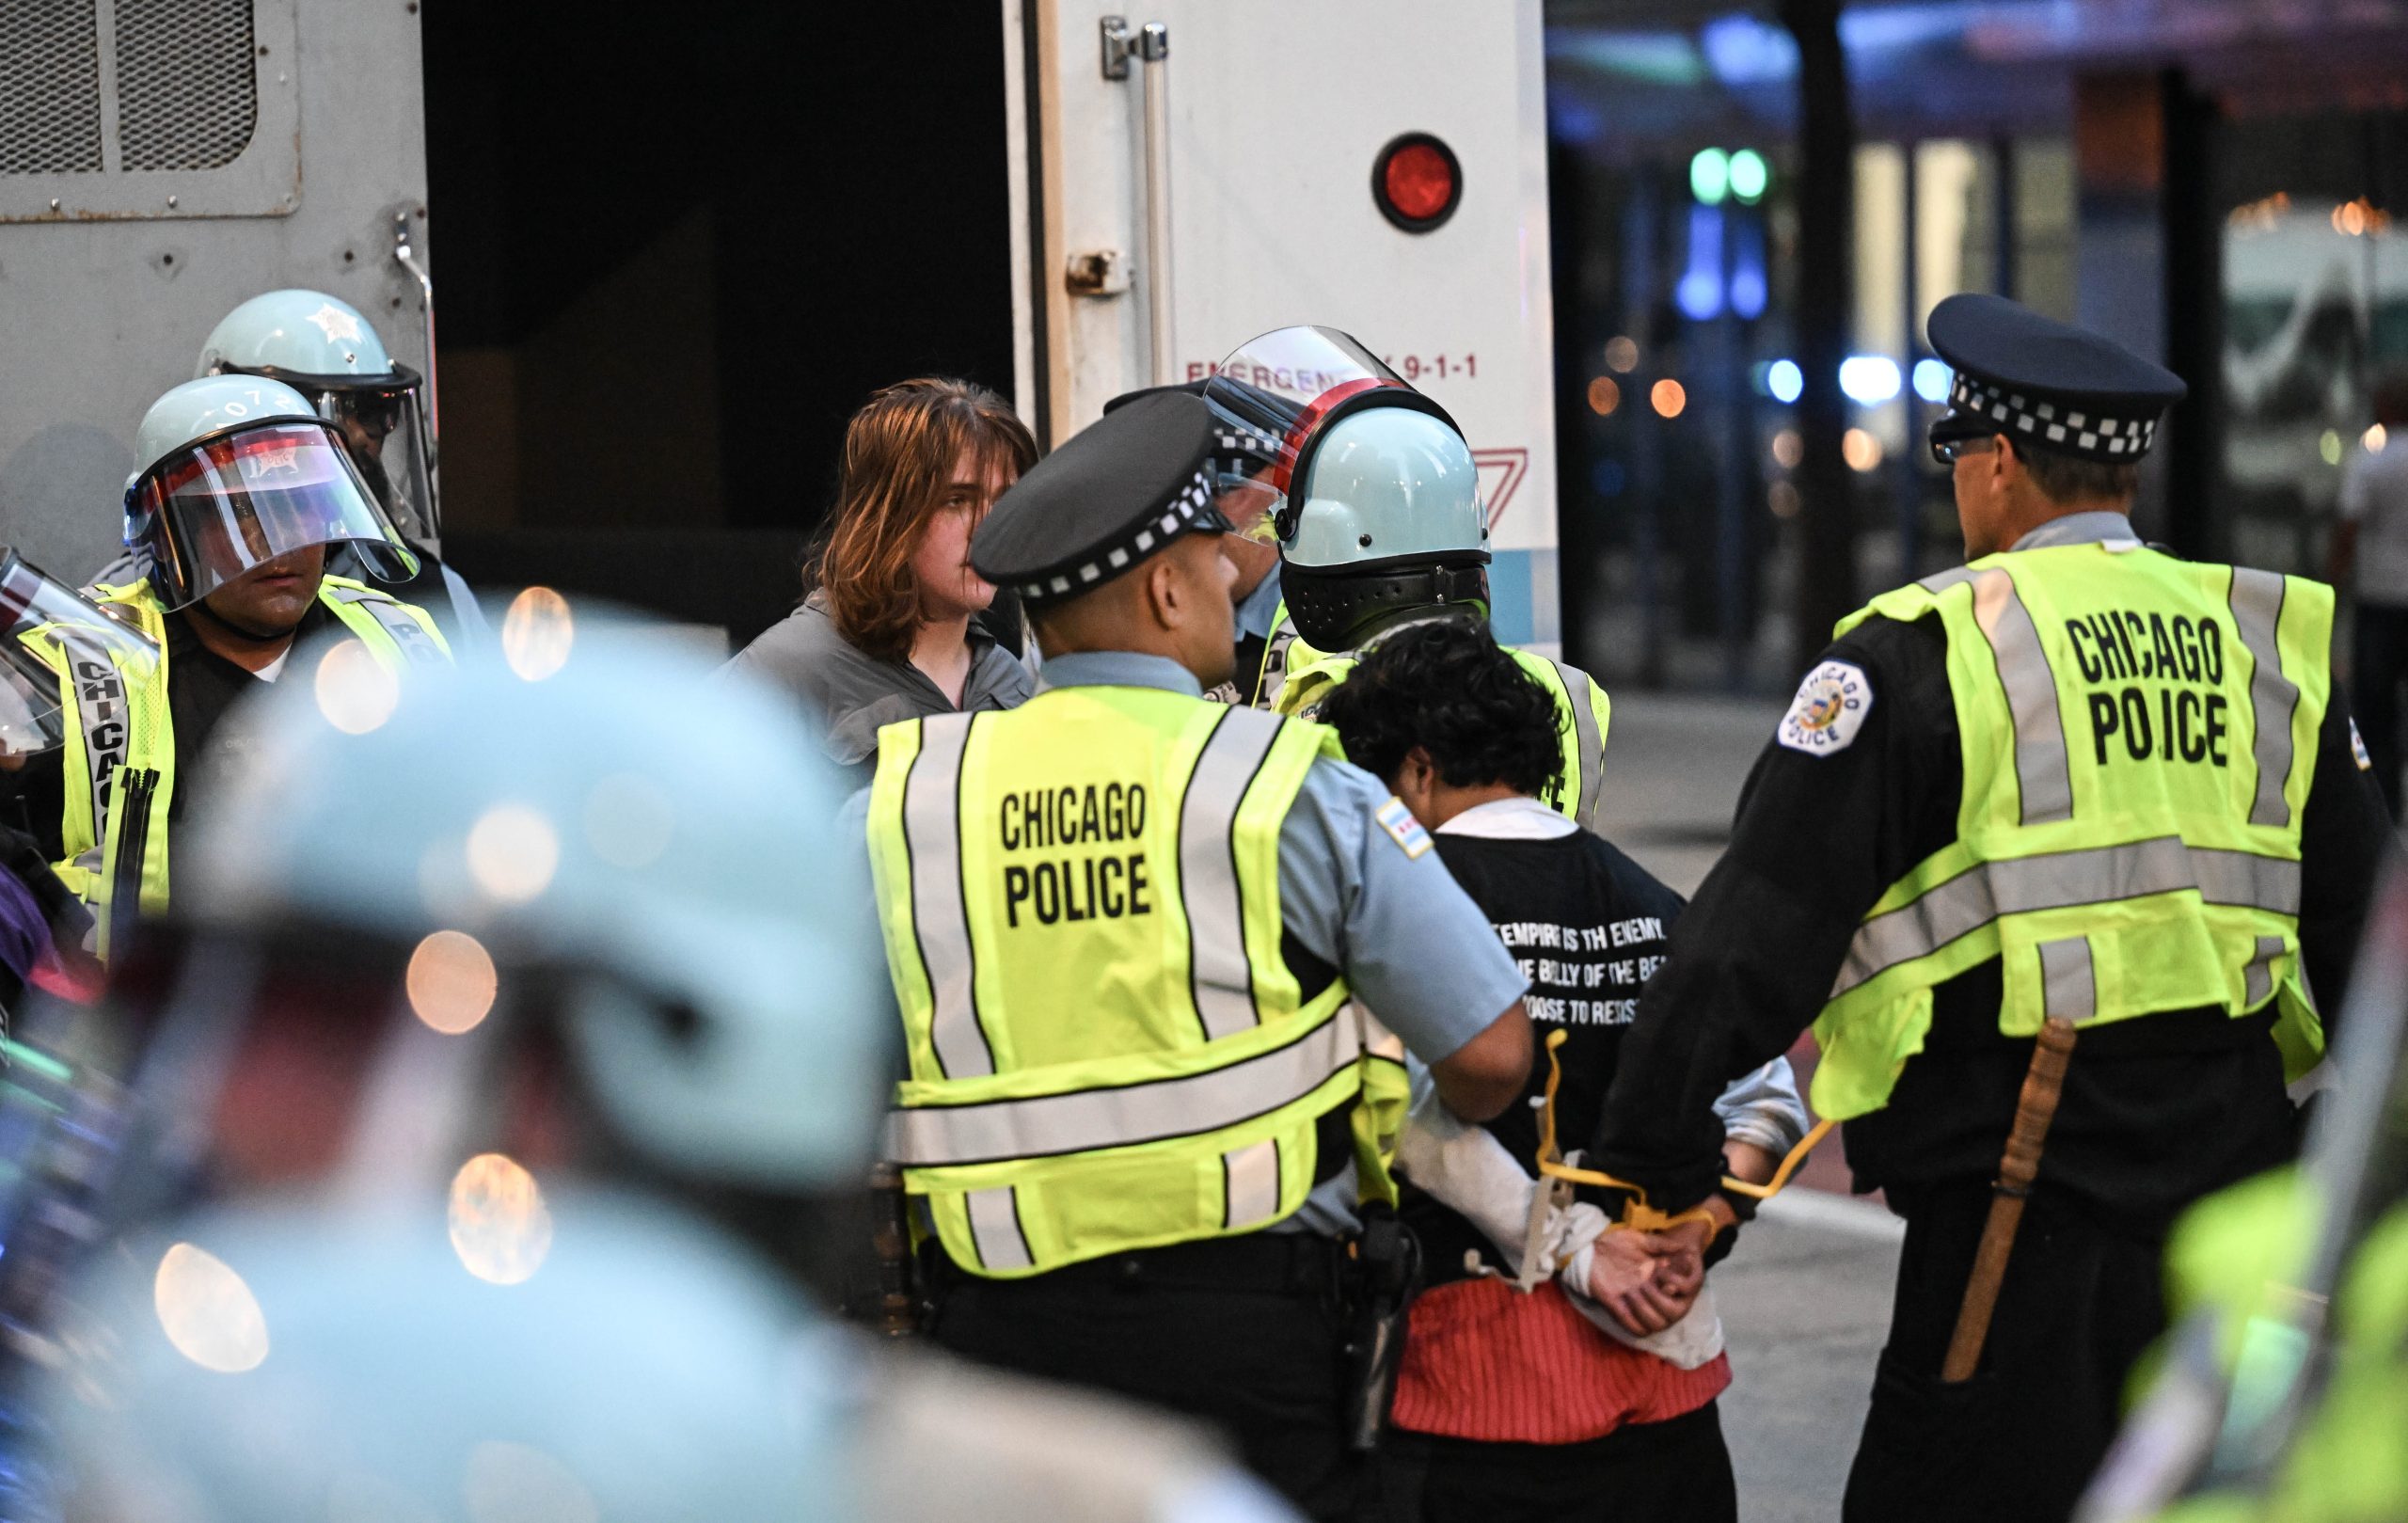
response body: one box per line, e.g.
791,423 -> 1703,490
6,375 -> 452,949
192,288 -> 486,643
0,551 -> 146,1006
1102,380 -> 1291,705
22,630 -> 1297,1523
860,391 -> 1535,1520
1199,327 -> 1614,826
1587,294 -> 2394,1523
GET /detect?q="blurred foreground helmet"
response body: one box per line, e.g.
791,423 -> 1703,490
46,1189 -> 845,1523
181,617 -> 886,1192
0,549 -> 159,759
122,375 -> 419,611
1201,325 -> 1487,650
199,290 -> 440,545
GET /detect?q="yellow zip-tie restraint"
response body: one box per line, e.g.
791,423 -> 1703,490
1533,1029 -> 1836,1239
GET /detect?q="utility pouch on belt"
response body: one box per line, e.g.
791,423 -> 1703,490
1340,1201 -> 1421,1452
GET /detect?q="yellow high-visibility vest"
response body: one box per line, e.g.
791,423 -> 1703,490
18,575 -> 452,948
867,685 -> 1409,1278
1269,611 -> 1612,829
1810,541 -> 2329,1119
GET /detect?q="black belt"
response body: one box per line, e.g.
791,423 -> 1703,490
935,1230 -> 1345,1297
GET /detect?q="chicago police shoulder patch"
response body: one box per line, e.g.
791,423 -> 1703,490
1778,659 -> 1874,756
1374,796 -> 1434,859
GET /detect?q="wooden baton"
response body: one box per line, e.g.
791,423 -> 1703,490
1940,1013 -> 2079,1384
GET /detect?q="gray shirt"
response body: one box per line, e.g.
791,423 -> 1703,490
725,595 -> 1034,785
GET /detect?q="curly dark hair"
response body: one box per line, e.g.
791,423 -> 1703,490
1315,620 -> 1564,798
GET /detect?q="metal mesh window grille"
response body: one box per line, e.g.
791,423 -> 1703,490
0,0 -> 105,176
115,0 -> 259,171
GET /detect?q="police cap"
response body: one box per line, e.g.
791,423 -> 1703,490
972,390 -> 1231,605
1104,380 -> 1280,477
1926,293 -> 2186,465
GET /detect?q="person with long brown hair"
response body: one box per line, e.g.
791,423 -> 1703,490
727,378 -> 1039,780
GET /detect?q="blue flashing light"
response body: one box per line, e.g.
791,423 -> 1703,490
1730,213 -> 1767,318
1839,355 -> 1902,405
1912,357 -> 1953,404
1677,204 -> 1726,321
1766,358 -> 1804,405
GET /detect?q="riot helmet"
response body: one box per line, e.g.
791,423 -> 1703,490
0,549 -> 159,759
1201,326 -> 1487,651
198,290 -> 440,546
122,375 -> 420,611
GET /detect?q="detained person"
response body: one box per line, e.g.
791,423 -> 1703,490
1314,621 -> 1804,1523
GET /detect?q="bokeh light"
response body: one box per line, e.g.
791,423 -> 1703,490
312,639 -> 400,737
1586,376 -> 1622,416
1605,336 -> 1640,373
1689,148 -> 1730,206
1912,358 -> 1954,405
2366,423 -> 2389,453
1771,429 -> 1804,468
1768,482 -> 1803,518
1767,359 -> 1804,405
449,1154 -> 555,1286
2321,429 -> 2345,466
1839,356 -> 1903,405
154,1243 -> 269,1373
1843,428 -> 1886,472
502,587 -> 576,683
467,804 -> 560,905
406,929 -> 499,1035
1729,149 -> 1769,203
1651,380 -> 1687,419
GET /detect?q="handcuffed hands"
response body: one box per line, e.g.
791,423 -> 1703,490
1581,1200 -> 1734,1336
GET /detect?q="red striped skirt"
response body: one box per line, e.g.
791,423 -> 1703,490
1387,1276 -> 1732,1445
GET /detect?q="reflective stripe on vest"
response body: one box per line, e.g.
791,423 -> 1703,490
1541,657 -> 1607,830
884,1008 -> 1367,1167
869,686 -> 1405,1277
1812,543 -> 2332,1118
1832,836 -> 2301,999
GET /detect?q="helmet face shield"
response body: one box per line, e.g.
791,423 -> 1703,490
1,551 -> 160,757
128,421 -> 420,611
310,371 -> 437,546
1201,327 -> 1418,535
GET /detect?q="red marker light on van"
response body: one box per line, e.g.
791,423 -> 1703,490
1373,134 -> 1462,232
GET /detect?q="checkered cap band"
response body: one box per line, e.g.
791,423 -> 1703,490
1948,374 -> 2162,462
1215,424 -> 1281,471
1018,465 -> 1219,601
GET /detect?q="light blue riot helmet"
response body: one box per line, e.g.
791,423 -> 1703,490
178,615 -> 888,1198
42,1189 -> 848,1523
1201,325 -> 1487,651
198,289 -> 440,544
122,375 -> 420,610
1279,406 -> 1488,650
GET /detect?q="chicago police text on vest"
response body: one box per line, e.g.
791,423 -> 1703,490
2065,609 -> 2231,767
1000,785 -> 1154,926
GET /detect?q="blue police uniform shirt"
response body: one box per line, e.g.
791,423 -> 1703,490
1234,565 -> 1285,643
843,648 -> 1531,1235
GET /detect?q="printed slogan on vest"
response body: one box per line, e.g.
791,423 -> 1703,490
1000,783 -> 1153,927
2065,607 -> 2232,768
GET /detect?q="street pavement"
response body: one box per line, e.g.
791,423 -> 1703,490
1593,692 -> 1904,1520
